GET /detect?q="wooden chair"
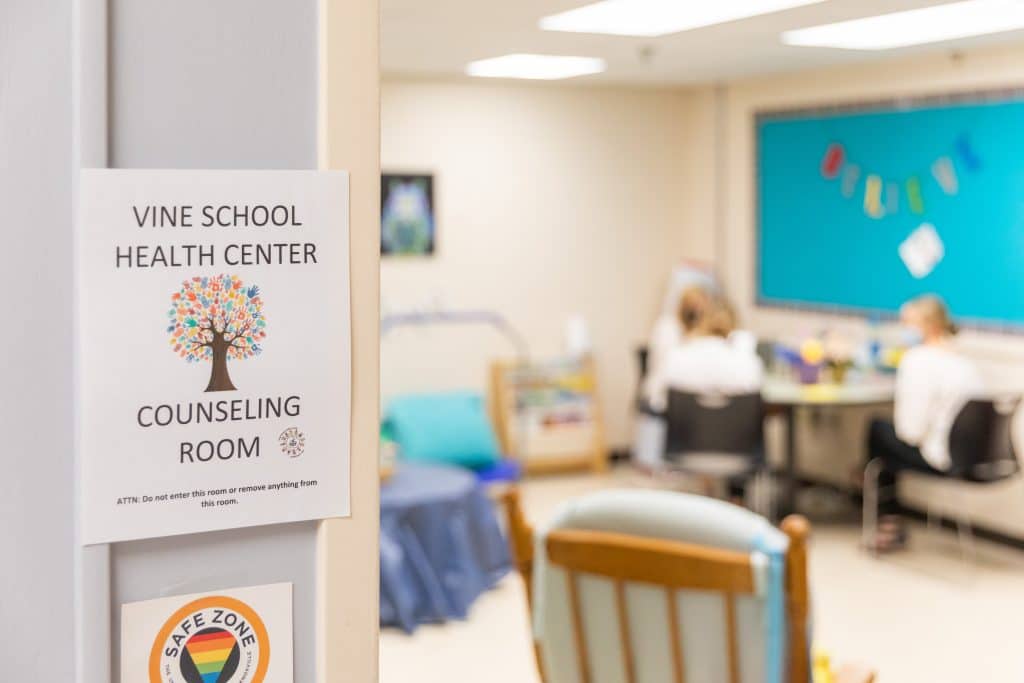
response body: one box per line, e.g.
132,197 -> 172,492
502,489 -> 874,683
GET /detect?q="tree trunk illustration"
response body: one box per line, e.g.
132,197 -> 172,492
205,334 -> 237,392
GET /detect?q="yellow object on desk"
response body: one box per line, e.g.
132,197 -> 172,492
801,383 -> 841,402
800,338 -> 826,365
882,346 -> 905,368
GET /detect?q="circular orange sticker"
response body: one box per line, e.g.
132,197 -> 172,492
148,595 -> 270,683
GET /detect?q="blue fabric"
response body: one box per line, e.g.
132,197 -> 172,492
386,392 -> 501,469
754,531 -> 789,683
474,459 -> 522,484
379,463 -> 510,633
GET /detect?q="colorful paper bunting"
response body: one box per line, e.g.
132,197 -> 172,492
906,176 -> 925,215
931,156 -> 958,195
864,175 -> 885,219
954,133 -> 981,172
821,142 -> 845,179
820,133 -> 979,217
840,164 -> 861,198
886,182 -> 900,214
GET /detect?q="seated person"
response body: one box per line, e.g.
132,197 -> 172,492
647,284 -> 713,384
865,295 -> 984,551
644,297 -> 764,412
644,299 -> 764,501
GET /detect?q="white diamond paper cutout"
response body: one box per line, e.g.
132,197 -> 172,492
899,223 -> 944,279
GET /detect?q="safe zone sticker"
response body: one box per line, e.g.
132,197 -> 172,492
120,582 -> 293,683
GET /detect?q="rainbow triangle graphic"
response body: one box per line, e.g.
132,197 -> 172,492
184,628 -> 237,683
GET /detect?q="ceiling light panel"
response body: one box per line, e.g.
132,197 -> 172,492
541,0 -> 827,38
782,0 -> 1024,50
465,54 -> 607,80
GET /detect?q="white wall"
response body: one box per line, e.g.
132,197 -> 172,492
380,80 -> 705,446
708,44 -> 1024,537
0,0 -> 74,679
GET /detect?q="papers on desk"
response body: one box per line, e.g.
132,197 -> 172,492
801,384 -> 841,402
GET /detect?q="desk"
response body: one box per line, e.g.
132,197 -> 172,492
763,377 -> 895,515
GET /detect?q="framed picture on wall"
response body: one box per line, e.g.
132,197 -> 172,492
381,172 -> 436,256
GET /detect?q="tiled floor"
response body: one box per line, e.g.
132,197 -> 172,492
380,467 -> 1024,682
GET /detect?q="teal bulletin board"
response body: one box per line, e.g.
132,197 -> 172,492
757,92 -> 1024,330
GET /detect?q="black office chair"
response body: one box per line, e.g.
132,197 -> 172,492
863,397 -> 1021,560
948,398 -> 1020,482
663,390 -> 770,517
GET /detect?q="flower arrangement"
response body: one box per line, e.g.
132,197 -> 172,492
780,331 -> 855,385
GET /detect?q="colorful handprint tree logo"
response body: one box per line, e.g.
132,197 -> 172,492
167,274 -> 267,392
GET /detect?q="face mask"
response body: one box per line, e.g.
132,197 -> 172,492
899,326 -> 924,347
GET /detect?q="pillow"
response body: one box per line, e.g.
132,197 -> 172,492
385,392 -> 500,470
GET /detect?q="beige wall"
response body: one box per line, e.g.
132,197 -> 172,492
709,44 -> 1024,537
319,1 -> 379,681
380,80 -> 707,446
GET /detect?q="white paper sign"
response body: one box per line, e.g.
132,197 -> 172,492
78,170 -> 350,544
899,222 -> 945,279
121,582 -> 294,683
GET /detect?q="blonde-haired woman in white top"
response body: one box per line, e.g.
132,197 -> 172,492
866,295 -> 983,551
644,298 -> 763,412
644,298 -> 764,500
647,285 -> 714,385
